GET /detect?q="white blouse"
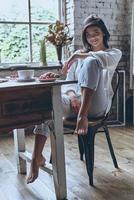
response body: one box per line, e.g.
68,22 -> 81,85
62,48 -> 122,114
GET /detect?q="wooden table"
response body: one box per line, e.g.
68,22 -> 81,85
0,78 -> 76,200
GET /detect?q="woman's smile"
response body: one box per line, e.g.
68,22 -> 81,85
86,26 -> 105,51
91,39 -> 99,45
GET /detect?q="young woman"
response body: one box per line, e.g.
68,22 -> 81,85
27,15 -> 122,183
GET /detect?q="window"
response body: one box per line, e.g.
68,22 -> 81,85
0,0 -> 60,64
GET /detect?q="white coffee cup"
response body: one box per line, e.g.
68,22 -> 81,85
17,70 -> 34,80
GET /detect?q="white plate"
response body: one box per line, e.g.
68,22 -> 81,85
17,78 -> 36,82
39,78 -> 57,82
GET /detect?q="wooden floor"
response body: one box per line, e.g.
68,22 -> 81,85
0,126 -> 134,200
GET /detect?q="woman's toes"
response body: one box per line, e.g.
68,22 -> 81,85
78,129 -> 87,135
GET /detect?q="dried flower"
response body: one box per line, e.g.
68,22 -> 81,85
45,20 -> 73,46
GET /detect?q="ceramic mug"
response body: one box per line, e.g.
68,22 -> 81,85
17,70 -> 34,80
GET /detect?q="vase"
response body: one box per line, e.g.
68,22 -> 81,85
56,45 -> 62,64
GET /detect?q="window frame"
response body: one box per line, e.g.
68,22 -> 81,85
0,0 -> 62,65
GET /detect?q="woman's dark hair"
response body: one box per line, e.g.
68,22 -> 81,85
82,15 -> 110,52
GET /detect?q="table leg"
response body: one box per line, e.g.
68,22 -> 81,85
13,129 -> 27,174
50,85 -> 67,200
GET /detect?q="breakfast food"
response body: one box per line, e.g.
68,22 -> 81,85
39,72 -> 60,80
39,72 -> 60,82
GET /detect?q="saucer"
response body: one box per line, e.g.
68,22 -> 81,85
17,78 -> 36,82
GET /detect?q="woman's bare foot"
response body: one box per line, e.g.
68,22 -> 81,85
27,155 -> 46,184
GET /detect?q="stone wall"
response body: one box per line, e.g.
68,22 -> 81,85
65,0 -> 130,65
65,0 -> 133,124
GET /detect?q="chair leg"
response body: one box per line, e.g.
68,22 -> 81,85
78,135 -> 85,161
103,126 -> 119,168
82,128 -> 96,186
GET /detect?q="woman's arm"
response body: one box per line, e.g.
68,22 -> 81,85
62,50 -> 91,74
62,48 -> 122,74
66,91 -> 81,114
89,48 -> 122,69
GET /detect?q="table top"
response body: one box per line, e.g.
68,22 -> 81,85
0,78 -> 77,91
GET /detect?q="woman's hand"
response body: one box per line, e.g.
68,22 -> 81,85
62,53 -> 78,75
74,116 -> 88,135
39,72 -> 60,79
61,60 -> 70,75
70,96 -> 81,114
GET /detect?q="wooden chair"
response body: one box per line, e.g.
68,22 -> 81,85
64,69 -> 120,186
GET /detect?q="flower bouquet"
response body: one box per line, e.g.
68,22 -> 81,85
45,20 -> 73,63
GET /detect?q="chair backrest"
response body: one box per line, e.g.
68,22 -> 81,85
105,69 -> 120,120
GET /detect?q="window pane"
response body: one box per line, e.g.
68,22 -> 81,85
32,24 -> 57,62
31,0 -> 59,22
0,0 -> 28,22
0,24 -> 29,63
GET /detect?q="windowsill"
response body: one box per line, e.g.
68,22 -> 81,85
0,62 -> 62,71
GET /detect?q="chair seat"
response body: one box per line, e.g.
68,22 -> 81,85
64,116 -> 105,127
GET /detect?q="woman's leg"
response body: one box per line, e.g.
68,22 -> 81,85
27,134 -> 47,183
76,57 -> 101,134
75,87 -> 94,134
27,95 -> 75,183
26,94 -> 72,184
27,123 -> 50,184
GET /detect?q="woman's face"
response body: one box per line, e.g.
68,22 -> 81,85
85,26 -> 105,51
